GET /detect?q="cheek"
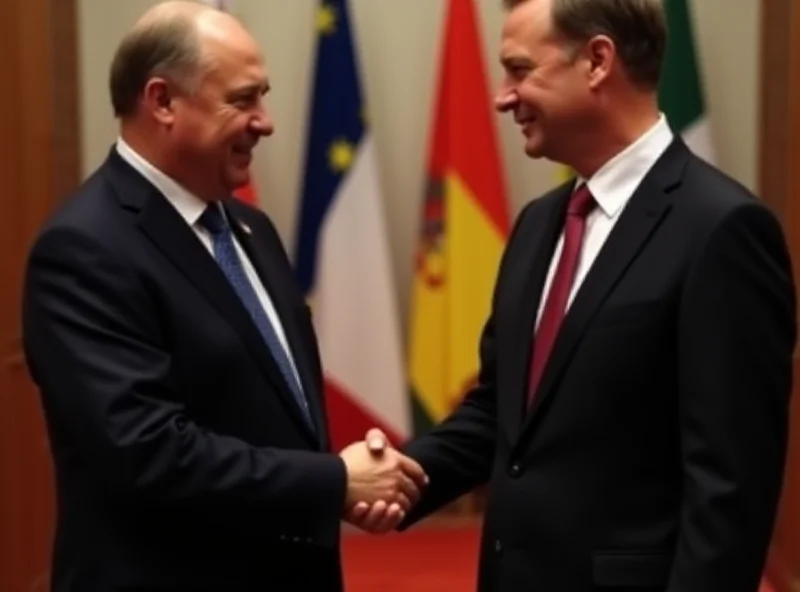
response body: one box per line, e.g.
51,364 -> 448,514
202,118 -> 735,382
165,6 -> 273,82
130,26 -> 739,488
172,111 -> 212,148
218,109 -> 248,134
522,77 -> 578,116
516,83 -> 543,113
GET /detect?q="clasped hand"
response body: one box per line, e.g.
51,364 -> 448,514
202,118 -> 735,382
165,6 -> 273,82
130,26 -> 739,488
339,429 -> 428,533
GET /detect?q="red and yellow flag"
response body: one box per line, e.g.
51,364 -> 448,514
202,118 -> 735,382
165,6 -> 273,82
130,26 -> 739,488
408,0 -> 511,433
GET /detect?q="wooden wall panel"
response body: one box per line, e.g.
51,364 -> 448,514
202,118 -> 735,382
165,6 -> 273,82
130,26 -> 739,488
0,0 -> 80,590
760,1 -> 800,591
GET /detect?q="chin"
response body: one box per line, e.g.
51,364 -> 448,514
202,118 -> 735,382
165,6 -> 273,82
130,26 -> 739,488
523,142 -> 545,159
521,131 -> 547,158
227,170 -> 251,188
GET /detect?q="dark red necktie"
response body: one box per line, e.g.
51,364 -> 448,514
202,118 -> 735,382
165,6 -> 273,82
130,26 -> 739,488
527,185 -> 596,406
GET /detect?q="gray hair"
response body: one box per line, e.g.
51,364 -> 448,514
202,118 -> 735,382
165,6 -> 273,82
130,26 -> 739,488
109,13 -> 204,118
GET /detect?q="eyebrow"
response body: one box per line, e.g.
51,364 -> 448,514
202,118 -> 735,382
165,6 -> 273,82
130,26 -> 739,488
500,55 -> 534,69
229,81 -> 270,98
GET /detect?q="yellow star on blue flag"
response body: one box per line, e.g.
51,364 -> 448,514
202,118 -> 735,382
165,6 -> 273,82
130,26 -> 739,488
316,3 -> 337,35
328,139 -> 355,173
294,0 -> 367,293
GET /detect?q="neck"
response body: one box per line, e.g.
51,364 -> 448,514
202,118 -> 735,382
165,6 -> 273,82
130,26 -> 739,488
568,95 -> 661,179
119,121 -> 170,176
119,121 -> 217,203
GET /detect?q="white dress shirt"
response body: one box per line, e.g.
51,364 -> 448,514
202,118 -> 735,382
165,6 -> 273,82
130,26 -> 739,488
535,114 -> 674,329
115,138 -> 304,391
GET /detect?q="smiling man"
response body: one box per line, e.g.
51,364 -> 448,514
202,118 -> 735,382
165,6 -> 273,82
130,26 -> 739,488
21,2 -> 427,591
352,0 -> 797,591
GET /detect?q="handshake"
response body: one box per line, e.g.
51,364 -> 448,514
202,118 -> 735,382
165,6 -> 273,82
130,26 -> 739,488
338,428 -> 429,534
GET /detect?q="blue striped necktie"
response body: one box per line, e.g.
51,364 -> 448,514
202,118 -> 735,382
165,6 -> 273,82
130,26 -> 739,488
198,204 -> 314,429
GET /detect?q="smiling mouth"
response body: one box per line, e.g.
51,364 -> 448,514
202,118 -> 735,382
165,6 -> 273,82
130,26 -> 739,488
517,119 -> 535,134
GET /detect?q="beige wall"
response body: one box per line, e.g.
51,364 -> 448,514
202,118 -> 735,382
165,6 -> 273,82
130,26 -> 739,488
77,0 -> 760,330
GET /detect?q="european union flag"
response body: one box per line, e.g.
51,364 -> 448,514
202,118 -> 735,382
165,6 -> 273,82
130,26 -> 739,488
288,0 -> 410,453
294,0 -> 365,292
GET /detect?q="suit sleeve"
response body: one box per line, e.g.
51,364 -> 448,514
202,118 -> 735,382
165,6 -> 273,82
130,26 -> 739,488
398,316 -> 499,527
22,227 -> 347,537
395,201 -> 543,529
669,203 -> 796,591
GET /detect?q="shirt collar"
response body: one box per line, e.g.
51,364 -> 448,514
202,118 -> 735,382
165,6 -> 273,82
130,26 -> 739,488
574,114 -> 673,218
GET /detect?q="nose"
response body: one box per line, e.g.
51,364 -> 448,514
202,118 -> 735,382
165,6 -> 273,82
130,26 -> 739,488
494,86 -> 518,113
251,104 -> 274,137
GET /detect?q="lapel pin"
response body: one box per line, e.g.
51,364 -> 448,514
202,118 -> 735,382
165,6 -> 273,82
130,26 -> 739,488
239,221 -> 252,235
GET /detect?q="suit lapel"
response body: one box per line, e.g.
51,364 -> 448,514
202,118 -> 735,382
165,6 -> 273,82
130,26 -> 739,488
224,200 -> 328,448
500,187 -> 570,442
104,150 -> 320,445
518,140 -> 690,441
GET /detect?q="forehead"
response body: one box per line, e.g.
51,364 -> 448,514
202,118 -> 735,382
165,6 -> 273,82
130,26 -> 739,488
201,33 -> 268,86
500,0 -> 555,55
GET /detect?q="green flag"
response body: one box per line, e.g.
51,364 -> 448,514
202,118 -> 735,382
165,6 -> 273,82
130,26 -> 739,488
659,0 -> 715,162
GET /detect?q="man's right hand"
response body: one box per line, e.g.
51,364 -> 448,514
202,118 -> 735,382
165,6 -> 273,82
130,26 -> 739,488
339,438 -> 428,512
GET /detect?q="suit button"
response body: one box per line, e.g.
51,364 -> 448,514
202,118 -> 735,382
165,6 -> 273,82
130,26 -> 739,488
494,540 -> 503,554
509,462 -> 522,477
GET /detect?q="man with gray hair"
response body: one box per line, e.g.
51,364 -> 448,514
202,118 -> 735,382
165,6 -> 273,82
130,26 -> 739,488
354,0 -> 796,590
22,2 -> 426,590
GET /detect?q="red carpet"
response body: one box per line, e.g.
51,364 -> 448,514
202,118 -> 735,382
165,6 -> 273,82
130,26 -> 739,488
341,520 -> 481,591
343,524 -> 780,592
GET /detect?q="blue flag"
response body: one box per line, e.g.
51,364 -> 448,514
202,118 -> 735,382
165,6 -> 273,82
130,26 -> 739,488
291,0 -> 410,452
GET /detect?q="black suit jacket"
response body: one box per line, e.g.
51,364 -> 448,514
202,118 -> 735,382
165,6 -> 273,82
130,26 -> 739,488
401,140 -> 797,592
22,148 -> 347,592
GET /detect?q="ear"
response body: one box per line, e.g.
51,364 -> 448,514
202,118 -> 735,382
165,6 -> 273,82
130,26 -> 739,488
142,77 -> 176,125
583,35 -> 615,89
